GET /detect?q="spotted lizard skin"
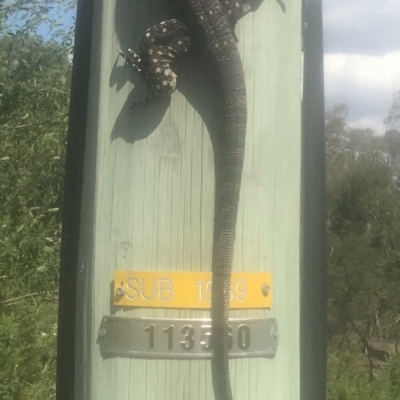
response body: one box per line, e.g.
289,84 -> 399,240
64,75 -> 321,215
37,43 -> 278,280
119,1 -> 263,398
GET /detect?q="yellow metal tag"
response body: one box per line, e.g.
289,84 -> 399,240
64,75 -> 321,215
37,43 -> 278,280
114,270 -> 272,309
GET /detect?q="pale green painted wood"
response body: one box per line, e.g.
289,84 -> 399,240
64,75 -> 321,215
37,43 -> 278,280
76,0 -> 302,398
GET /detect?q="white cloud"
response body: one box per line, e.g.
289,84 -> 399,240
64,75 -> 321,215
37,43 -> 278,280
323,0 -> 400,55
324,0 -> 400,27
322,0 -> 400,132
325,52 -> 400,95
348,117 -> 385,135
324,52 -> 400,132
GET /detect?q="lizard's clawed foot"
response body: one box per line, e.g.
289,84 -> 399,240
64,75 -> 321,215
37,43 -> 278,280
119,48 -> 142,72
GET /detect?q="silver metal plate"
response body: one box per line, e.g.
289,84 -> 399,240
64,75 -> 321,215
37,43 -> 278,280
98,316 -> 279,360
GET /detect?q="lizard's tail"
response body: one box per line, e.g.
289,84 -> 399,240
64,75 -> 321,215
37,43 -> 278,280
210,44 -> 247,400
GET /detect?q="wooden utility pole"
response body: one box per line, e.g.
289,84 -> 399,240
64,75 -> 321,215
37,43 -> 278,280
57,0 -> 325,399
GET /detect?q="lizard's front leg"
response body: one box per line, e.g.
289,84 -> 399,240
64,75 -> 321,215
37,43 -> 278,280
120,19 -> 191,107
119,48 -> 142,72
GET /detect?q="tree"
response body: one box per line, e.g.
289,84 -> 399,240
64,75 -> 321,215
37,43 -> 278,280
0,22 -> 72,295
1,0 -> 75,47
326,105 -> 400,381
382,129 -> 400,165
0,1 -> 75,398
385,91 -> 400,132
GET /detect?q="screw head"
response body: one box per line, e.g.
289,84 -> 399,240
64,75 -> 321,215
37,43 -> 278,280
261,283 -> 270,297
116,286 -> 125,296
98,329 -> 106,338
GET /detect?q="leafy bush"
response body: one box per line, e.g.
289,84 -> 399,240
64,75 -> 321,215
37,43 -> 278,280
327,351 -> 400,400
0,303 -> 58,400
1,1 -> 400,398
0,1 -> 74,398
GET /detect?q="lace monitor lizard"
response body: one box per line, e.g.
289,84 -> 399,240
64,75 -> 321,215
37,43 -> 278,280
119,1 -> 264,398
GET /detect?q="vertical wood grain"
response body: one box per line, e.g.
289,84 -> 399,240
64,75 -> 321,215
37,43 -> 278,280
75,0 -> 302,398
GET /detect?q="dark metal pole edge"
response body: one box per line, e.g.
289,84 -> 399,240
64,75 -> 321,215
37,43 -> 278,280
56,0 -> 94,399
300,0 -> 327,399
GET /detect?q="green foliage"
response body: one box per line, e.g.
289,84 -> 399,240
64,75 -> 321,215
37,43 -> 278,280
327,351 -> 400,400
0,0 -> 400,398
0,33 -> 70,295
0,303 -> 58,400
1,0 -> 76,48
326,104 -> 400,397
0,38 -> 71,291
0,1 -> 75,398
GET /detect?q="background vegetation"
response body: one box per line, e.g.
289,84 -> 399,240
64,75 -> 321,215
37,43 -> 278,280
0,1 -> 400,399
0,1 -> 74,399
326,103 -> 400,399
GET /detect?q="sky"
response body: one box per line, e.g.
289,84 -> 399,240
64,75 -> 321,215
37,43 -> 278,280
49,0 -> 399,135
323,0 -> 400,134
